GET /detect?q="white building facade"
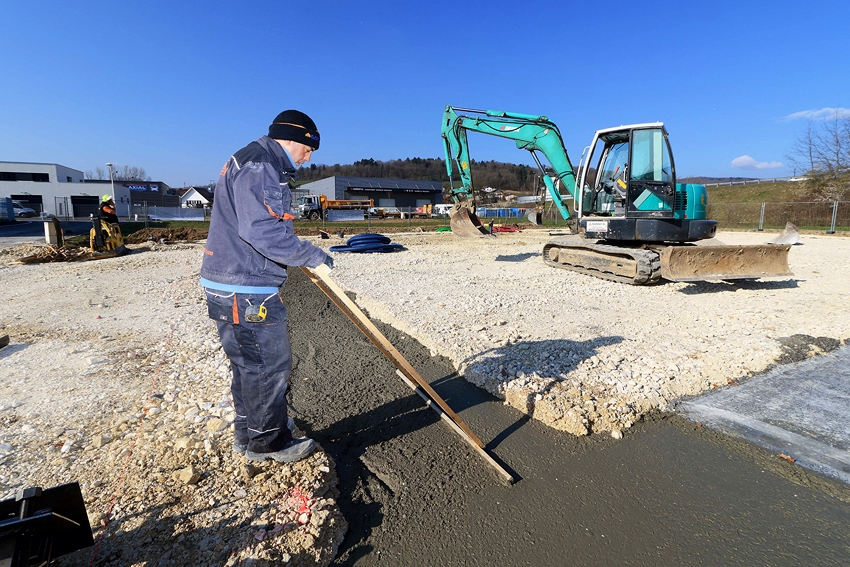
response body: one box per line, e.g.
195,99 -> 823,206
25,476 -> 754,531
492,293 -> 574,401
0,161 -> 176,218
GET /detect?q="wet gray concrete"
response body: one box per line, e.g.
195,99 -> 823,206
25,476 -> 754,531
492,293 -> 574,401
680,340 -> 850,485
283,268 -> 850,566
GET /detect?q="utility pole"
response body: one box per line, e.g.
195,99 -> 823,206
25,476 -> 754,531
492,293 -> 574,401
106,162 -> 117,217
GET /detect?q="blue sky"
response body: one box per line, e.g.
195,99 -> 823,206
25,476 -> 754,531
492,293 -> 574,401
1,0 -> 848,187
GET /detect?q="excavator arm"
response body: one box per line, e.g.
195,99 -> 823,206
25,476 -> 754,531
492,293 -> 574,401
441,106 -> 577,234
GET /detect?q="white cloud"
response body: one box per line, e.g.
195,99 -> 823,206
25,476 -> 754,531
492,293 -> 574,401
731,155 -> 784,170
782,107 -> 850,122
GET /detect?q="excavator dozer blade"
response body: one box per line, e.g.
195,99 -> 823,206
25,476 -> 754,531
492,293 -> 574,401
527,210 -> 543,226
659,244 -> 793,282
450,207 -> 491,237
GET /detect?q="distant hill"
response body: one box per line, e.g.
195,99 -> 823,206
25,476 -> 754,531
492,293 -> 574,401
707,179 -> 849,203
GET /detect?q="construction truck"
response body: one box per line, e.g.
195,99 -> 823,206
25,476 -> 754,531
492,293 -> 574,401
294,194 -> 373,221
441,106 -> 793,285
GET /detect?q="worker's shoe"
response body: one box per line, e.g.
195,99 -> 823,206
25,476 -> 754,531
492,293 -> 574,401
245,437 -> 316,464
233,418 -> 296,455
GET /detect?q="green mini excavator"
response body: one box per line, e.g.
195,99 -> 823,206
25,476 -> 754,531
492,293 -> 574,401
440,105 -> 793,285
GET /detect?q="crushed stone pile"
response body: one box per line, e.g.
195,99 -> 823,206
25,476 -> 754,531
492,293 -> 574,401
327,230 -> 850,437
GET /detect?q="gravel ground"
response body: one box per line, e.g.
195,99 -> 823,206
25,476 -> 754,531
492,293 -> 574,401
0,228 -> 848,565
328,229 -> 850,436
0,242 -> 346,566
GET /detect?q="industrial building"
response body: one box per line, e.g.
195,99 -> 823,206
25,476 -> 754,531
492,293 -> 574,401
0,161 -> 178,219
295,176 -> 444,208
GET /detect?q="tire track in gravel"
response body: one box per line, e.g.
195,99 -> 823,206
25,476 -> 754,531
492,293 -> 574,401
282,267 -> 850,567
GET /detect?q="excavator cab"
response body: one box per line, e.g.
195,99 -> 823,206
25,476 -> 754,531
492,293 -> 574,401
580,125 -> 676,220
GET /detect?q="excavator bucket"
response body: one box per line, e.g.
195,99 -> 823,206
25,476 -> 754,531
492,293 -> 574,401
450,206 -> 491,237
659,244 -> 793,282
526,209 -> 543,226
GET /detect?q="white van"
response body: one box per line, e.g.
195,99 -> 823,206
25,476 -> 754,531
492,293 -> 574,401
431,203 -> 453,217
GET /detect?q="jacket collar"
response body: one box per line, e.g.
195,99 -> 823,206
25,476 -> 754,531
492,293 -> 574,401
258,136 -> 297,177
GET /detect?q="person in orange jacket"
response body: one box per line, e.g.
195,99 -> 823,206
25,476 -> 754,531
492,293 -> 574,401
99,194 -> 120,224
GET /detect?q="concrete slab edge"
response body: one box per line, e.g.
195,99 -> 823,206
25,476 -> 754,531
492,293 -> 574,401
681,403 -> 850,485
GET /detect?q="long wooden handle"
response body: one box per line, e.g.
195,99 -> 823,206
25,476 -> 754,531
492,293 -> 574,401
302,265 -> 482,444
301,265 -> 515,483
395,370 -> 515,484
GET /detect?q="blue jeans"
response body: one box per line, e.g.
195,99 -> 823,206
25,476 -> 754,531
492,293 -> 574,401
205,289 -> 294,453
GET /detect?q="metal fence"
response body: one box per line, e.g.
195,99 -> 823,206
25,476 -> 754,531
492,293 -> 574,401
707,201 -> 849,233
474,201 -> 850,233
130,204 -> 209,222
302,201 -> 850,234
703,177 -> 793,187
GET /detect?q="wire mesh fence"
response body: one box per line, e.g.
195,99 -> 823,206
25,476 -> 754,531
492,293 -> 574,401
130,204 -> 209,222
707,201 -> 849,233
473,201 -> 849,233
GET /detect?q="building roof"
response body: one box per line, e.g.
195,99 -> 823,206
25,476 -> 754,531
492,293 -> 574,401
193,187 -> 214,201
179,186 -> 214,201
0,160 -> 69,167
324,176 -> 443,191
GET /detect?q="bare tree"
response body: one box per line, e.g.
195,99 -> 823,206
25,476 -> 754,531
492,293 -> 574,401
85,165 -> 151,181
786,112 -> 850,199
786,112 -> 850,177
115,166 -> 151,181
85,166 -> 108,180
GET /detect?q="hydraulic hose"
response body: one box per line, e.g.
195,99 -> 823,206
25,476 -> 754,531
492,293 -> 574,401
329,233 -> 405,253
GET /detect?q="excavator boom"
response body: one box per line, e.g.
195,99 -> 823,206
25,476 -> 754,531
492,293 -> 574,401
441,106 -> 576,233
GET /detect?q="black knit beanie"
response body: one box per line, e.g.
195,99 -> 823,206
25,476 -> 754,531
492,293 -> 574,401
268,110 -> 320,150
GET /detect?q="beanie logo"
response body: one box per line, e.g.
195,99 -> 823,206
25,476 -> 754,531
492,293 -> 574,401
305,132 -> 319,141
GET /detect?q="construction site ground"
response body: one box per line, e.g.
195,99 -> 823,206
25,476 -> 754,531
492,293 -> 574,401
0,228 -> 849,566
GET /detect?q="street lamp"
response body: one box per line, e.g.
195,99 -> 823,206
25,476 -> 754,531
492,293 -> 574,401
106,163 -> 116,218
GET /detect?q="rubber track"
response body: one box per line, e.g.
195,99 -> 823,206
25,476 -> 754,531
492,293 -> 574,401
542,241 -> 662,285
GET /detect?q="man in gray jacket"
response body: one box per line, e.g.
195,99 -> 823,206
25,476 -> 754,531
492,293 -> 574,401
201,110 -> 332,463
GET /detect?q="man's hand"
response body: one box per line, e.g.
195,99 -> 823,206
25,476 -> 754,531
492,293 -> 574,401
323,254 -> 334,269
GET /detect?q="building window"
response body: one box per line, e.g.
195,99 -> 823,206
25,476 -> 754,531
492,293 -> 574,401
0,171 -> 49,182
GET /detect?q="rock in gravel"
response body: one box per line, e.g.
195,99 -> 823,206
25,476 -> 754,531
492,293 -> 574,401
173,465 -> 201,485
91,433 -> 112,448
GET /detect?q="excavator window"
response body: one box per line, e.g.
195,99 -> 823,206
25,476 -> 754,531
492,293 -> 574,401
630,129 -> 672,183
628,128 -> 675,215
584,139 -> 630,215
598,142 -> 629,194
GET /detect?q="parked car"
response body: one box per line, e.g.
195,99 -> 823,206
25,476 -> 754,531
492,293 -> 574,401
12,201 -> 37,218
